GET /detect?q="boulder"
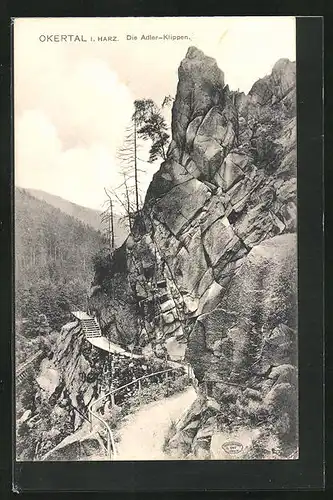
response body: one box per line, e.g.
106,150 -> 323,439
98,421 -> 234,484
17,409 -> 32,424
203,218 -> 240,267
183,295 -> 199,314
199,196 -> 226,233
193,439 -> 211,459
165,336 -> 186,361
162,311 -> 175,324
171,229 -> 209,296
42,433 -> 105,461
182,419 -> 200,436
153,179 -> 210,236
278,201 -> 297,232
154,158 -> 194,196
268,364 -> 297,386
214,153 -> 246,191
195,280 -> 224,317
176,396 -> 206,431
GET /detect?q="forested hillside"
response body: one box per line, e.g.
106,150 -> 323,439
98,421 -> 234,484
15,188 -> 106,359
26,188 -> 128,246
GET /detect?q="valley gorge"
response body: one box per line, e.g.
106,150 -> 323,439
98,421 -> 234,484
16,46 -> 298,461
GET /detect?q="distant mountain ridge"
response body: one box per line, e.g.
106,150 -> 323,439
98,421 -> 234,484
24,188 -> 128,247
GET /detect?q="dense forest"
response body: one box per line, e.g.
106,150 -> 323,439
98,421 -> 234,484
15,188 -> 106,361
26,188 -> 128,245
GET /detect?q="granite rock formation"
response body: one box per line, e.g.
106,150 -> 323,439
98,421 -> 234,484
88,46 -> 297,459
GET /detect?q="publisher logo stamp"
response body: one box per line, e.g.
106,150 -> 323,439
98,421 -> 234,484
221,441 -> 244,455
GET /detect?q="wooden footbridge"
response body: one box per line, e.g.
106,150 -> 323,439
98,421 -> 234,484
36,311 -> 196,461
71,311 -> 142,359
71,310 -> 194,375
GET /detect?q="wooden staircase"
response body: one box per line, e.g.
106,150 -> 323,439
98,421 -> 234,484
71,311 -> 102,339
80,318 -> 102,338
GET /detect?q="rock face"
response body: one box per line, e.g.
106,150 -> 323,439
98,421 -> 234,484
90,46 -> 297,458
17,315 -> 175,460
15,321 -> 111,460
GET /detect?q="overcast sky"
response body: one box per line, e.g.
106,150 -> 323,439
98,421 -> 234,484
14,17 -> 296,211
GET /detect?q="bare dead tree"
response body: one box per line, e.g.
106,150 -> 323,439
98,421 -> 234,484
133,117 -> 139,212
107,97 -> 172,231
115,118 -> 146,224
101,188 -> 115,254
108,177 -> 135,232
123,172 -> 133,231
116,123 -> 144,215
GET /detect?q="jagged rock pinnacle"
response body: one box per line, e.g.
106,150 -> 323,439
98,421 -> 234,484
171,47 -> 225,153
185,46 -> 205,59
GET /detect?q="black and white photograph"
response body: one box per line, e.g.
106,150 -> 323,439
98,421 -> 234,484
14,16 -> 298,462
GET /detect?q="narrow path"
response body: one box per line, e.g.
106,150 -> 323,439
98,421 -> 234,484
115,387 -> 196,460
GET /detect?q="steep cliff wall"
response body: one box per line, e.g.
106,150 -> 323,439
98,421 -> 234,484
17,318 -> 172,460
89,47 -> 297,459
16,321 -> 109,460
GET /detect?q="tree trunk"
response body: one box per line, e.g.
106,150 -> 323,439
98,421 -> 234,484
104,188 -> 115,254
134,118 -> 139,212
123,175 -> 132,231
110,197 -> 115,249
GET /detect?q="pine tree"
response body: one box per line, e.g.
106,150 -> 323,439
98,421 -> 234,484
134,98 -> 170,162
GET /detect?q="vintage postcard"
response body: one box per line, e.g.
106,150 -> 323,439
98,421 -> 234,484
14,16 -> 298,462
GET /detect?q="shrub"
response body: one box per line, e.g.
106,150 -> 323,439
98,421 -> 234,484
92,248 -> 112,286
111,372 -> 191,433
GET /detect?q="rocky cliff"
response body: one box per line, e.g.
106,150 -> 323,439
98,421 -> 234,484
16,319 -> 172,460
89,46 -> 297,459
16,321 -> 108,460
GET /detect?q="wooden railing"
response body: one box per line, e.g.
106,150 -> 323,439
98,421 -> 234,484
88,367 -> 184,460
